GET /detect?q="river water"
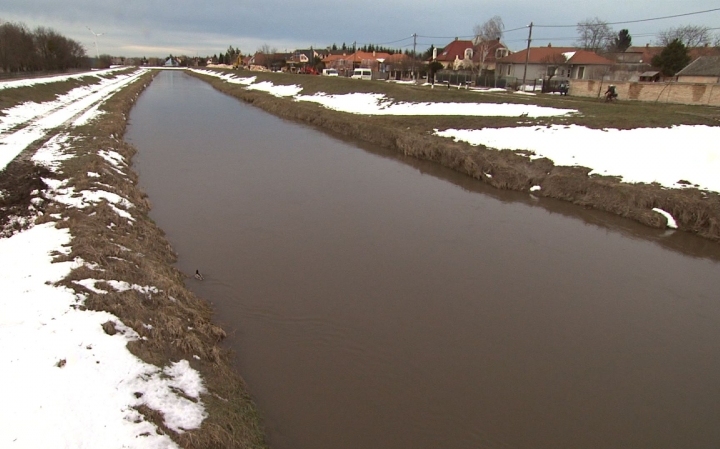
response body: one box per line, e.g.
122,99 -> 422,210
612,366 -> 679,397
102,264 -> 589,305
127,71 -> 720,449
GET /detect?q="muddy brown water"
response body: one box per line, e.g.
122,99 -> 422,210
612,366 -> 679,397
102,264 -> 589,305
127,71 -> 720,449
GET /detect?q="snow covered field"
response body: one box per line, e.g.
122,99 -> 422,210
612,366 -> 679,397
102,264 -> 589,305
435,125 -> 720,194
0,69 -> 146,171
0,67 -> 127,91
1,69 -> 207,448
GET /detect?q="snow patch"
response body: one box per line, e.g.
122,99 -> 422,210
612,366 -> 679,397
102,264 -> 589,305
652,208 -> 678,229
435,124 -> 720,193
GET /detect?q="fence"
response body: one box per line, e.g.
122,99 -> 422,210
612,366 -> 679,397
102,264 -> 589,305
569,79 -> 720,106
434,70 -> 501,88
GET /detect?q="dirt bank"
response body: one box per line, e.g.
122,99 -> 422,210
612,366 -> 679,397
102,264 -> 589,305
189,71 -> 720,242
1,72 -> 267,448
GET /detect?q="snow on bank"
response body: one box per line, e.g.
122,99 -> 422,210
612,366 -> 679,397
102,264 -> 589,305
247,80 -> 303,97
653,208 -> 679,229
190,68 -> 577,117
294,92 -> 575,117
435,124 -> 720,194
0,223 -> 205,448
0,67 -> 127,91
2,80 -> 209,447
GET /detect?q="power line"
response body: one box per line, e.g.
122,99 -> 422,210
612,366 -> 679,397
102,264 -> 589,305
417,34 -> 475,40
416,26 -> 530,40
504,26 -> 720,44
536,7 -> 720,28
371,36 -> 415,45
339,8 -> 720,52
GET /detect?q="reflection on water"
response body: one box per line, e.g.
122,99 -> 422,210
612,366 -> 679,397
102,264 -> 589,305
128,71 -> 720,449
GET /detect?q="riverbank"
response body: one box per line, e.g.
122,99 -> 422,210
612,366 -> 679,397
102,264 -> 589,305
188,69 -> 720,242
0,70 -> 266,448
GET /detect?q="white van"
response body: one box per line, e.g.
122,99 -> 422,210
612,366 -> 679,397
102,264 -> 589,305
322,69 -> 339,76
351,68 -> 372,80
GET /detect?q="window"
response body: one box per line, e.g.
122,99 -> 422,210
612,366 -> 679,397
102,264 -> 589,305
464,48 -> 473,60
578,66 -> 585,79
496,48 -> 509,58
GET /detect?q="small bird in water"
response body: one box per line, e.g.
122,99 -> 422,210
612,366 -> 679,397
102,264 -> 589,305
194,269 -> 204,281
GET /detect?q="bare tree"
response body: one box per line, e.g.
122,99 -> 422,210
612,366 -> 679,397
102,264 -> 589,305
0,22 -> 36,72
473,16 -> 504,44
473,16 -> 504,72
657,25 -> 711,47
576,17 -> 615,52
258,44 -> 277,55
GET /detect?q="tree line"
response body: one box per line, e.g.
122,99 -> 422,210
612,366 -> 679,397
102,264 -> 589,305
328,43 -> 407,55
0,20 -> 88,73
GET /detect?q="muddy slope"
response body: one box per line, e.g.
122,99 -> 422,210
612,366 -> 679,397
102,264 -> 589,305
190,72 -> 720,242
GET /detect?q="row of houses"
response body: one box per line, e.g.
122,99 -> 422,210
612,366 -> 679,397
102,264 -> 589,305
241,38 -> 510,78
244,48 -> 413,76
242,39 -> 720,86
497,43 -> 720,86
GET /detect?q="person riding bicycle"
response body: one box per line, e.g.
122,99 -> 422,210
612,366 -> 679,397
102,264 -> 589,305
604,85 -> 618,102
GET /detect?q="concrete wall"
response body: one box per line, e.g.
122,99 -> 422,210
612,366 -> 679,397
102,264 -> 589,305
569,79 -> 720,106
677,75 -> 720,84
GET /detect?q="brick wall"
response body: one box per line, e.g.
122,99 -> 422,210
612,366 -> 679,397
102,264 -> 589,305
569,80 -> 720,106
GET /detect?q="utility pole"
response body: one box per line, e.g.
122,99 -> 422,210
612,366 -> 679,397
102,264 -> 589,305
521,22 -> 533,88
412,33 -> 417,81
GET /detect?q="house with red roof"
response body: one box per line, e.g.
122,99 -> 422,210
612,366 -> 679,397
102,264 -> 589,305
473,38 -> 510,72
434,37 -> 511,72
322,50 -> 407,76
601,44 -> 720,81
497,45 -> 614,84
435,38 -> 475,70
625,44 -> 720,67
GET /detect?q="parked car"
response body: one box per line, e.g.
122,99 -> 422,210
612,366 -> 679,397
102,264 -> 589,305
322,69 -> 339,76
351,68 -> 372,80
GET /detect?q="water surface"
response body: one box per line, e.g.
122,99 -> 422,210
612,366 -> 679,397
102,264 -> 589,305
128,71 -> 720,449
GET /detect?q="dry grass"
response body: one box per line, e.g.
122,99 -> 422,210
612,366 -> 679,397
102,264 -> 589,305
3,69 -> 267,448
191,69 -> 720,243
0,159 -> 53,237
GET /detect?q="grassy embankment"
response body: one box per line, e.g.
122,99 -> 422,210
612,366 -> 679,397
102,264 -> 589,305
190,69 -> 720,242
0,70 -> 267,448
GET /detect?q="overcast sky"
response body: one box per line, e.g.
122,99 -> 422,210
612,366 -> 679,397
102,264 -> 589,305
3,1 -> 720,58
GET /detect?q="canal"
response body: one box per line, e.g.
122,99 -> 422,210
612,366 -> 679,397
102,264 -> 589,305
127,71 -> 720,449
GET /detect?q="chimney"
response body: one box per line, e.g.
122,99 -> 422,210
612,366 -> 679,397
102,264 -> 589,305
646,43 -> 649,48
548,43 -> 552,47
